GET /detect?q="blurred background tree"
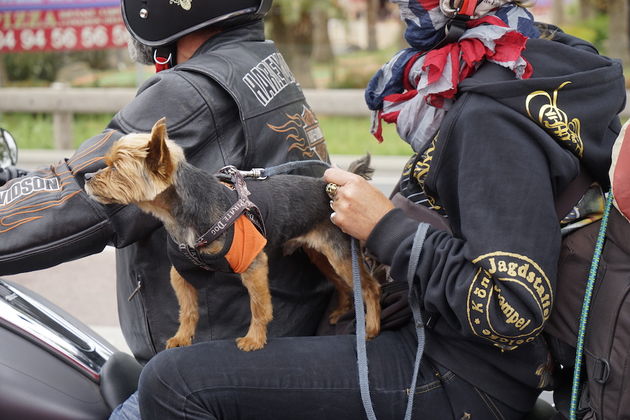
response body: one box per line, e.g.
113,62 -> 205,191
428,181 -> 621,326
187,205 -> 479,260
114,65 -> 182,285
552,0 -> 629,69
267,0 -> 334,88
605,0 -> 630,68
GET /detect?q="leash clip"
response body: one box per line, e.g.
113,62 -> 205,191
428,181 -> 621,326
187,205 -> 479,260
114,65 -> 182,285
239,168 -> 267,180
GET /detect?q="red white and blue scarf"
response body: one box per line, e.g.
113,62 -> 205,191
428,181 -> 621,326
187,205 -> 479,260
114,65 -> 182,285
365,1 -> 539,151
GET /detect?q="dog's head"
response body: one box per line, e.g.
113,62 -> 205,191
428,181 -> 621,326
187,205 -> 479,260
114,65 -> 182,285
85,117 -> 185,205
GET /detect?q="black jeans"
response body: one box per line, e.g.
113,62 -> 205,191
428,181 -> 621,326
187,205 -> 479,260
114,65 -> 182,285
139,323 -> 527,420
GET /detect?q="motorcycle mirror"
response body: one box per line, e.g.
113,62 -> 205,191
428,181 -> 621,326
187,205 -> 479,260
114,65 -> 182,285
0,128 -> 18,168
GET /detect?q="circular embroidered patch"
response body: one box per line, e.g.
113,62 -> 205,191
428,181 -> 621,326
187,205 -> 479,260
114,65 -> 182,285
468,252 -> 553,350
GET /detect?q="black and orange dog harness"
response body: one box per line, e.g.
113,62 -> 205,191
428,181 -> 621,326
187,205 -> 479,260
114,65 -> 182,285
175,166 -> 267,274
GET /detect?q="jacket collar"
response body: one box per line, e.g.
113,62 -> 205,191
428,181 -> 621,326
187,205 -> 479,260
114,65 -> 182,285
192,20 -> 265,59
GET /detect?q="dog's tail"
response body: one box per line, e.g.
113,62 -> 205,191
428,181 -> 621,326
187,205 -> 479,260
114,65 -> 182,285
347,153 -> 374,181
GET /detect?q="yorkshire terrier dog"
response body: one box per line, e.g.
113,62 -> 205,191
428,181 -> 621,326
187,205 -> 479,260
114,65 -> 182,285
85,118 -> 381,351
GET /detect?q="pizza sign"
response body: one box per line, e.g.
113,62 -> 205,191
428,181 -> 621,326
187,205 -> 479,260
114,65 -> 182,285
0,0 -> 127,52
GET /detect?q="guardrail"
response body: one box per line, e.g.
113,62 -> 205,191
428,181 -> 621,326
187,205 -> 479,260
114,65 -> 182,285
0,86 -> 628,148
0,87 -> 372,148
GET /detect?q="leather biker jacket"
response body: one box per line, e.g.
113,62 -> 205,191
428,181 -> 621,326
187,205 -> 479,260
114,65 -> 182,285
0,21 -> 333,363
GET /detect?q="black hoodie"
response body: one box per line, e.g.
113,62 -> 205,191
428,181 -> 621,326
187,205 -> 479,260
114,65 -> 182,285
366,31 -> 625,410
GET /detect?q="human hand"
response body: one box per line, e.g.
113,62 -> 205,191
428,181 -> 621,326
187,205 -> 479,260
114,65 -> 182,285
324,167 -> 395,241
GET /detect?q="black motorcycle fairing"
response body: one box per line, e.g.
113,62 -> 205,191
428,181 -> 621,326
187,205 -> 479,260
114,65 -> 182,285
0,326 -> 111,419
0,277 -> 143,418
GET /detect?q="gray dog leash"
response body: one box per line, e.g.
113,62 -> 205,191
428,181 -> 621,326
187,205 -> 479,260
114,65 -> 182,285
352,222 -> 430,420
403,222 -> 431,420
351,238 -> 378,420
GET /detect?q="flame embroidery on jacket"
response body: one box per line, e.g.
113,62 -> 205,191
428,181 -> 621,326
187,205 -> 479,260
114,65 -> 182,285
526,81 -> 584,158
267,106 -> 330,162
0,165 -> 79,233
0,132 -> 111,233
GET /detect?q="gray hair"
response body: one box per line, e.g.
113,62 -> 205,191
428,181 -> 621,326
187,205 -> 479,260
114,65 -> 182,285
127,35 -> 154,66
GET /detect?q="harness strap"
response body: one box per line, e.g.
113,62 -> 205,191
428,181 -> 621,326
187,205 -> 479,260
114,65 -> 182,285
195,166 -> 265,248
178,242 -> 212,271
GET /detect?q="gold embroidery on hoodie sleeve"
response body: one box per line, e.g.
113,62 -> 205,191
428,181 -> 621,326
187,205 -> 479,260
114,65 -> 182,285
467,252 -> 553,350
412,134 -> 442,211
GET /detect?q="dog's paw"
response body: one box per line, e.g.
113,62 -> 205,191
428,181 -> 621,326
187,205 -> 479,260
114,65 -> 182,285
166,335 -> 193,349
236,336 -> 266,351
366,323 -> 381,340
328,310 -> 344,325
329,303 -> 352,325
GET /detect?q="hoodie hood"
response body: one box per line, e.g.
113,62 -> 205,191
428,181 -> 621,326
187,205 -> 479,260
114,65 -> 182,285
458,30 -> 626,188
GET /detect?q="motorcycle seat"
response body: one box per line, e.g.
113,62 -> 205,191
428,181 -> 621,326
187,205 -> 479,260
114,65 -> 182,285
99,351 -> 143,411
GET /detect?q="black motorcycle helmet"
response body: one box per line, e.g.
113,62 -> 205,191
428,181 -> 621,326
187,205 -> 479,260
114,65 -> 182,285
122,0 -> 272,47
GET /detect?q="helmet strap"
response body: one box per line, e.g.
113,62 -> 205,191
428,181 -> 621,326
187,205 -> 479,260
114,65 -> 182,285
153,45 -> 176,72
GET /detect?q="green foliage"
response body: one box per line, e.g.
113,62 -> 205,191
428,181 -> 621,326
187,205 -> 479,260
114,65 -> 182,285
271,0 -> 341,23
71,50 -> 112,70
320,116 -> 412,156
325,46 -> 399,89
2,49 -> 119,84
0,113 -> 55,148
3,52 -> 63,84
70,113 -> 116,145
73,67 -> 154,88
0,113 -> 114,149
562,13 -> 609,53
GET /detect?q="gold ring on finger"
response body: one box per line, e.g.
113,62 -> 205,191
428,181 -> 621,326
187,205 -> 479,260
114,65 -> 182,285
326,183 -> 339,200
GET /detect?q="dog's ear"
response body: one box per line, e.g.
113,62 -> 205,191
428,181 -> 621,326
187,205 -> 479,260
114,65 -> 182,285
146,117 -> 174,180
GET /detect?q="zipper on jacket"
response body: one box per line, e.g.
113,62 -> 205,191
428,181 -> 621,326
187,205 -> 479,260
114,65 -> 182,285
128,280 -> 142,301
127,274 -> 158,355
